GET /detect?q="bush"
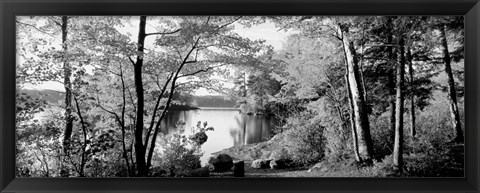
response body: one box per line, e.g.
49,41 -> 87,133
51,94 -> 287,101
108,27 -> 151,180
160,133 -> 202,177
282,113 -> 325,164
369,114 -> 394,160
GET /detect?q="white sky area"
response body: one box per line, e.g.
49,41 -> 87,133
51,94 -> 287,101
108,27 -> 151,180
21,17 -> 296,95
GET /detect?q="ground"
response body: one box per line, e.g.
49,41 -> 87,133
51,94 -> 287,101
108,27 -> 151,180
210,138 -> 465,177
210,160 -> 311,177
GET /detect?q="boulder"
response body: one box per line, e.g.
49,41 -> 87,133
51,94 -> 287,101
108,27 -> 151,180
251,159 -> 271,169
307,162 -> 328,173
233,161 -> 245,177
268,148 -> 290,160
190,131 -> 208,145
208,154 -> 234,172
188,166 -> 210,177
269,158 -> 293,169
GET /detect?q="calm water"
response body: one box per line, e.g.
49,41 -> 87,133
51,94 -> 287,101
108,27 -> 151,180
160,108 -> 275,163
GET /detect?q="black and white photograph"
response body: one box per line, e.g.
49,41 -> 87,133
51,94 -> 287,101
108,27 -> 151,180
16,16 -> 465,177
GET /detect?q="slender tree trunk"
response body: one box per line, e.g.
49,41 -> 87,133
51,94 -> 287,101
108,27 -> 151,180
61,16 -> 73,151
387,28 -> 396,150
145,36 -> 201,168
406,48 -> 416,138
339,25 -> 374,162
144,72 -> 174,148
133,16 -> 148,176
346,74 -> 361,162
440,24 -> 464,143
393,37 -> 405,172
73,96 -> 87,177
119,65 -> 131,176
243,71 -> 247,97
146,82 -> 175,168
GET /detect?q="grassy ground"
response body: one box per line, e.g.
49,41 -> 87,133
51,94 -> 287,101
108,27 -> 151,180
211,141 -> 464,177
210,160 -> 310,177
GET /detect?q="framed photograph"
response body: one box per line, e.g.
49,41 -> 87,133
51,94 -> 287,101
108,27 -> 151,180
1,0 -> 479,192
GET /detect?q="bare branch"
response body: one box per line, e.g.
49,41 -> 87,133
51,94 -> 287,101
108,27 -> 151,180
144,72 -> 174,146
276,16 -> 312,32
177,64 -> 225,79
47,16 -> 62,26
16,20 -> 57,37
219,16 -> 243,28
128,56 -> 136,66
145,28 -> 181,37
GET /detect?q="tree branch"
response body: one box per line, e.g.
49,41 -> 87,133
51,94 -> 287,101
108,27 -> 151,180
128,56 -> 136,66
73,95 -> 87,177
177,64 -> 225,79
144,72 -> 174,146
16,20 -> 57,37
146,35 -> 202,168
219,16 -> 243,28
145,28 -> 181,37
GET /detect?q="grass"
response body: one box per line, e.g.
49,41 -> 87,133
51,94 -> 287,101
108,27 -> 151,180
211,141 -> 464,177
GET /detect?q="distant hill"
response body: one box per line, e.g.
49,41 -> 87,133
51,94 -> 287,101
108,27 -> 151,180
19,89 -> 237,108
191,95 -> 236,108
19,89 -> 64,104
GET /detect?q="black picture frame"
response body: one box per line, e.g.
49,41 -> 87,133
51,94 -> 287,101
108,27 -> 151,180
1,0 -> 479,192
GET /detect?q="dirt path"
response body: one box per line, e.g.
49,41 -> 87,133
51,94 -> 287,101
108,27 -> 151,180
209,160 -> 313,177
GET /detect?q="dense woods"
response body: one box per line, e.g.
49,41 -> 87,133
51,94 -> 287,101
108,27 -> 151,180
16,16 -> 464,177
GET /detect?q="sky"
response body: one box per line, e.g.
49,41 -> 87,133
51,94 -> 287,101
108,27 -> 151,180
21,17 -> 296,95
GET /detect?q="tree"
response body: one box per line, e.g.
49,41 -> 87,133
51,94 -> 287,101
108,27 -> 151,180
336,22 -> 375,163
406,47 -> 416,137
439,20 -> 464,143
269,16 -> 375,163
59,16 -> 75,151
393,36 -> 405,171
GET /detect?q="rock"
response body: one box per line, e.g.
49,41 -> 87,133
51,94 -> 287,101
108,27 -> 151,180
208,154 -> 234,172
233,161 -> 244,177
190,131 -> 208,145
268,148 -> 289,160
188,166 -> 210,177
251,159 -> 272,169
270,159 -> 293,169
208,163 -> 215,172
308,162 -> 327,173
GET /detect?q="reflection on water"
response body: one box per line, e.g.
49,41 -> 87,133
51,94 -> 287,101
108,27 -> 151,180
161,108 -> 274,163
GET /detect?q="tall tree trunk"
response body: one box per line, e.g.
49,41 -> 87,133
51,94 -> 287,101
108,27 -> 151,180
393,37 -> 405,171
133,16 -> 148,176
406,48 -> 415,137
61,16 -> 73,151
146,82 -> 175,168
243,71 -> 247,97
145,35 -> 201,168
440,24 -> 464,143
119,65 -> 131,176
346,74 -> 361,162
339,25 -> 375,162
73,96 -> 87,177
386,17 -> 396,150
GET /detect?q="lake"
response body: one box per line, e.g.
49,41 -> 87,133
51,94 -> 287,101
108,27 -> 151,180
160,107 -> 275,164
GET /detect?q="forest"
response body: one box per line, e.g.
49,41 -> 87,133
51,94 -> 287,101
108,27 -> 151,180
16,16 -> 464,177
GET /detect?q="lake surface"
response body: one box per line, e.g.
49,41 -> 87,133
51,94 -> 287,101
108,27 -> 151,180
160,108 -> 275,163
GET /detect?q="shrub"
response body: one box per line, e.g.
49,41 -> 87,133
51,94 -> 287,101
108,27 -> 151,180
160,133 -> 202,177
282,113 -> 325,164
369,113 -> 394,160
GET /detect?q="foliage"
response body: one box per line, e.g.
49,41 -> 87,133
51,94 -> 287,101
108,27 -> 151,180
15,15 -> 465,177
159,133 -> 203,177
189,121 -> 214,145
280,112 -> 325,164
